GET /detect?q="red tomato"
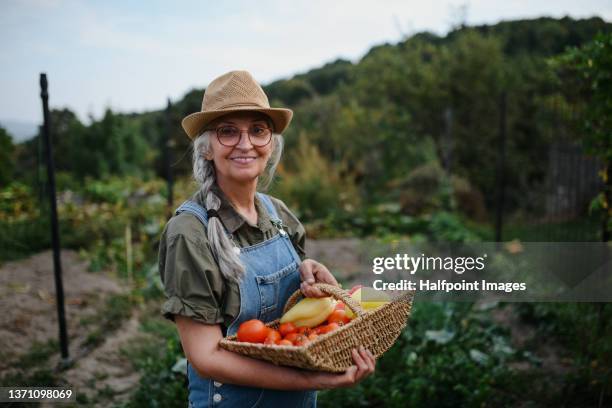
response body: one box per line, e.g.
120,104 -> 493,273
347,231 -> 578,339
279,322 -> 297,337
237,319 -> 269,343
327,310 -> 351,325
296,326 -> 311,336
293,334 -> 310,346
278,339 -> 293,346
264,329 -> 281,345
319,322 -> 340,334
284,332 -> 300,343
307,332 -> 319,341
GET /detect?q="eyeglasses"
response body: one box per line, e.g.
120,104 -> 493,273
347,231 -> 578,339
206,125 -> 273,147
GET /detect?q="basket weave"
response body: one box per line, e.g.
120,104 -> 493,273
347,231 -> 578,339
219,283 -> 415,372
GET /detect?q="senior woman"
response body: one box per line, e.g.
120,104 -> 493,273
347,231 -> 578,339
158,70 -> 375,408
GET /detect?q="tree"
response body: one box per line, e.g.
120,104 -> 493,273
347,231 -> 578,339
0,126 -> 15,187
554,32 -> 612,240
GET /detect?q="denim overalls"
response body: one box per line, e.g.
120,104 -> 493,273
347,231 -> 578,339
175,193 -> 318,408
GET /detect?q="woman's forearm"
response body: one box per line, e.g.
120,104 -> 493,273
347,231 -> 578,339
191,346 -> 321,391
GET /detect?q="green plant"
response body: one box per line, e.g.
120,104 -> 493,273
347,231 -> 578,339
271,134 -> 361,222
553,32 -> 612,240
120,316 -> 188,408
319,302 -> 520,407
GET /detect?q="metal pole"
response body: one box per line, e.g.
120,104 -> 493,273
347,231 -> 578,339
494,92 -> 507,242
37,125 -> 46,216
165,98 -> 174,211
40,73 -> 69,361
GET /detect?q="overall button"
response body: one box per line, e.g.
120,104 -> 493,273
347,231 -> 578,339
213,393 -> 222,403
213,381 -> 223,387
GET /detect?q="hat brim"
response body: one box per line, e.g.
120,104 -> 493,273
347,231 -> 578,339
181,106 -> 293,140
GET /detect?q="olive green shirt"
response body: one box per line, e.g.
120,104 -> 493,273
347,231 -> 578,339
158,184 -> 306,329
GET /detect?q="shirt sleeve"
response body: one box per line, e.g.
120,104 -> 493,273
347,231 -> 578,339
269,197 -> 307,261
158,216 -> 226,325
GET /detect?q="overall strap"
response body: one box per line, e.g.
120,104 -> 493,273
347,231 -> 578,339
174,200 -> 210,227
256,192 -> 281,222
177,195 -> 283,235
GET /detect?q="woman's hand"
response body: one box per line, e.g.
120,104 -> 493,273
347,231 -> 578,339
299,259 -> 339,297
306,346 -> 376,390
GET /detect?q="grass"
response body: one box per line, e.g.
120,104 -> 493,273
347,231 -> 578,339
83,293 -> 136,348
0,339 -> 62,406
16,339 -> 59,369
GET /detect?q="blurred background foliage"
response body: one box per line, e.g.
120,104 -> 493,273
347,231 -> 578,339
1,16 -> 611,407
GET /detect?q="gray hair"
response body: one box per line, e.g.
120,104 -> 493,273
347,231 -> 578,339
192,130 -> 284,283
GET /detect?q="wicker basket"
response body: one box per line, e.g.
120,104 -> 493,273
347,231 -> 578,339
219,283 -> 415,372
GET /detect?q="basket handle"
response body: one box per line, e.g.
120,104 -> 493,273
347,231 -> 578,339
282,283 -> 366,318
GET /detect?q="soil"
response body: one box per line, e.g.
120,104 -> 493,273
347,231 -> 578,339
0,240 -> 366,406
0,249 -> 142,407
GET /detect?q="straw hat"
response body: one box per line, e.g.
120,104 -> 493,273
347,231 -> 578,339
181,70 -> 293,139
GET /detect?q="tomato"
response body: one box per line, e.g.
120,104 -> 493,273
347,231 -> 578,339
319,322 -> 340,334
313,325 -> 325,334
296,326 -> 311,336
293,334 -> 310,346
279,322 -> 297,337
278,339 -> 293,346
237,319 -> 269,343
284,332 -> 300,343
264,329 -> 281,345
327,310 -> 351,325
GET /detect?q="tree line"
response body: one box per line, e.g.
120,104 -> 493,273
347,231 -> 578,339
2,16 -> 610,225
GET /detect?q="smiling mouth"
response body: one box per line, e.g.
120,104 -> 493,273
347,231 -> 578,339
230,157 -> 257,164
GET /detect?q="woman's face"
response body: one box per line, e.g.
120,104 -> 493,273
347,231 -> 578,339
206,111 -> 274,185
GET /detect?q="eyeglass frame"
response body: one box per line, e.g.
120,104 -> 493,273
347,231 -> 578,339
204,124 -> 274,147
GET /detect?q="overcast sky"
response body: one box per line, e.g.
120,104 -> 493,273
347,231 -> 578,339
1,0 -> 610,126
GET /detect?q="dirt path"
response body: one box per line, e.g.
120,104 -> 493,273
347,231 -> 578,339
55,313 -> 144,407
0,250 -> 123,362
0,250 -> 143,406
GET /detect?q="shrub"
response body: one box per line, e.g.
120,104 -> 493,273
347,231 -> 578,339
271,134 -> 361,222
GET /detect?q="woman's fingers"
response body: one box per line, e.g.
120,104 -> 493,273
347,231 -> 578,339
299,259 -> 339,298
343,365 -> 358,384
300,281 -> 326,298
299,260 -> 316,285
320,347 -> 376,389
364,349 -> 376,373
353,347 -> 367,370
351,347 -> 373,382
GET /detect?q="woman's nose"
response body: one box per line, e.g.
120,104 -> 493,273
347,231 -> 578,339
235,131 -> 254,149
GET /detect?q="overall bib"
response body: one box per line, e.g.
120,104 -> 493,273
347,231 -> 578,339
175,193 -> 318,408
